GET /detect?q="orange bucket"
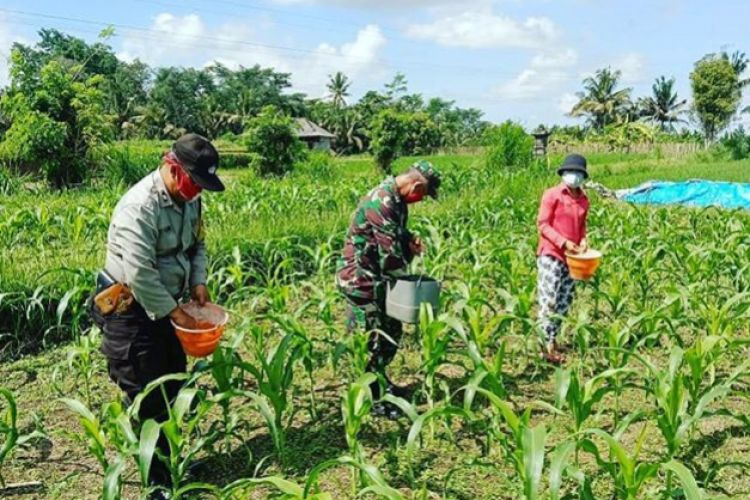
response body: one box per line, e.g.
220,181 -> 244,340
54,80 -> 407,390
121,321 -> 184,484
565,249 -> 602,281
171,302 -> 229,358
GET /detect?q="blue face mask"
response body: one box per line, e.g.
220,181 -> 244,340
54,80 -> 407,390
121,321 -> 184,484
562,172 -> 585,188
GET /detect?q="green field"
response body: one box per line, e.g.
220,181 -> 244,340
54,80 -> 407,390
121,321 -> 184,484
2,151 -> 750,499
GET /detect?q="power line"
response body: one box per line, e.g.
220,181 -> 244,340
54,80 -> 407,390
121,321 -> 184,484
130,0 -> 373,38
0,8 -> 526,76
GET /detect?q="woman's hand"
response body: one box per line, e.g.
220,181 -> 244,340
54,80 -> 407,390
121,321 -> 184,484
564,240 -> 583,254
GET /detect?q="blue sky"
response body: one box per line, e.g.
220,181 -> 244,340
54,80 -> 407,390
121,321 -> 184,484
0,0 -> 748,126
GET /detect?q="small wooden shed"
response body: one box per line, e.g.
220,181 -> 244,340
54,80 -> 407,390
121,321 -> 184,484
295,118 -> 335,151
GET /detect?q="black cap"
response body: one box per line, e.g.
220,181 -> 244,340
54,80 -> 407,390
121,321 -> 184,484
172,133 -> 225,192
557,153 -> 588,179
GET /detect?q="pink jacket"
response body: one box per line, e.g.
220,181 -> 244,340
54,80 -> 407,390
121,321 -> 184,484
537,184 -> 589,263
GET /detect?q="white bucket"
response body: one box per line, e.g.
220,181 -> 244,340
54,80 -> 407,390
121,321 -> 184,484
385,275 -> 441,324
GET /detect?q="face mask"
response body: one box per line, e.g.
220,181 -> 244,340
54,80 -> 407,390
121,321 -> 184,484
165,151 -> 202,202
562,172 -> 585,189
404,186 -> 425,204
173,166 -> 202,202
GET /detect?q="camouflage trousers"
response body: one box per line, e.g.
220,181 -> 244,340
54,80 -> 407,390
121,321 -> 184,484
345,296 -> 403,372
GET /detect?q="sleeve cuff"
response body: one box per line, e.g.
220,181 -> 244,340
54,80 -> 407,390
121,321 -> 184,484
189,273 -> 207,288
144,297 -> 179,321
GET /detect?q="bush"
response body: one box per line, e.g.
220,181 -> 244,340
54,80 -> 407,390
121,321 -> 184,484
370,109 -> 406,173
484,121 -> 534,170
296,150 -> 334,179
0,166 -> 28,195
370,109 -> 440,173
220,151 -> 252,169
243,106 -> 307,176
91,142 -> 163,186
0,56 -> 114,188
721,127 -> 750,160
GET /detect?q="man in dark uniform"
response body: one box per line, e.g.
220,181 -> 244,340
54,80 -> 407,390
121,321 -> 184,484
90,133 -> 224,496
336,160 -> 441,417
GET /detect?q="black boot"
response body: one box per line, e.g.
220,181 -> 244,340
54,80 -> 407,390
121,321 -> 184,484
384,375 -> 411,399
369,374 -> 402,420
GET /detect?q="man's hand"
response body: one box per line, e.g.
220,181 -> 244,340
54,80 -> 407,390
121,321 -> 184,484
409,237 -> 425,256
564,240 -> 583,254
170,306 -> 198,329
191,284 -> 210,306
580,239 -> 589,252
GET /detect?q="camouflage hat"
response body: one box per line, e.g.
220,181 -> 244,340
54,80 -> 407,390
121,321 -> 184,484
410,160 -> 441,199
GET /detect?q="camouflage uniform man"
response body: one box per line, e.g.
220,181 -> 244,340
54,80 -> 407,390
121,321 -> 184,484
336,161 -> 441,414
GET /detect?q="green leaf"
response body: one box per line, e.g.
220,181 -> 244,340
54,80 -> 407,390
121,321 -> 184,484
102,457 -> 125,500
138,419 -> 161,486
522,424 -> 546,500
549,441 -> 576,500
662,460 -> 703,500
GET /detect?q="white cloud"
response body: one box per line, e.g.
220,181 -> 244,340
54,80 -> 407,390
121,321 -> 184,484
495,69 -> 569,100
493,47 -> 578,102
406,7 -> 559,49
614,52 -> 646,83
117,13 -> 387,97
531,48 -> 578,69
0,14 -> 26,86
558,92 -> 578,114
118,13 -> 212,67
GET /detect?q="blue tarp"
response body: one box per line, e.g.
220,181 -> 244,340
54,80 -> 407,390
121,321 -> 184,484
619,180 -> 750,209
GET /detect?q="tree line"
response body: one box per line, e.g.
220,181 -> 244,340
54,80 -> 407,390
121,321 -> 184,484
0,28 -> 748,187
568,51 -> 749,143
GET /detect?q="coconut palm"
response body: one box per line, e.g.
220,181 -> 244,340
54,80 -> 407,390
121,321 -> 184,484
638,76 -> 688,131
326,72 -> 351,108
722,50 -> 750,89
570,68 -> 633,131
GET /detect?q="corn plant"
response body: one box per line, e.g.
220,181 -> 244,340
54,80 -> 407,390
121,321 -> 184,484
197,331 -> 256,459
305,455 -> 403,500
341,373 -> 376,461
417,303 -> 453,410
463,381 -> 551,500
238,328 -> 311,465
60,398 -> 133,499
554,365 -> 635,454
0,389 -> 45,488
131,378 -> 219,498
633,347 -> 741,463
222,475 -> 334,499
580,427 -> 702,500
52,327 -> 100,407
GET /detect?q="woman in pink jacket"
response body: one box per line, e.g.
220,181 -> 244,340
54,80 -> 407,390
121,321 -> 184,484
536,154 -> 590,364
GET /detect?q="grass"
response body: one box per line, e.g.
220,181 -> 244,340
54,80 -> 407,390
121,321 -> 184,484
2,149 -> 750,498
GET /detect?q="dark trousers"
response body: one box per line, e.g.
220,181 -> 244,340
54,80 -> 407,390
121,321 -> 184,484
344,295 -> 403,374
91,301 -> 186,488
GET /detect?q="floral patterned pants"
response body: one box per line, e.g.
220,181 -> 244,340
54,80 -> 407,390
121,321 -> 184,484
537,255 -> 576,344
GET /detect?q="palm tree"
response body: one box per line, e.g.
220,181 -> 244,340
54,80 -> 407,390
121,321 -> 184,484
638,76 -> 688,131
722,50 -> 750,89
570,68 -> 633,131
326,72 -> 351,108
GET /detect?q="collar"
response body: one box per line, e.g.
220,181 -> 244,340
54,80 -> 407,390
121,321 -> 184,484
383,176 -> 404,204
153,169 -> 174,208
560,183 -> 587,199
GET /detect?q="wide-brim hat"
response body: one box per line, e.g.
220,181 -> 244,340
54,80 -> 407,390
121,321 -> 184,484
173,133 -> 225,192
557,153 -> 588,179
